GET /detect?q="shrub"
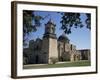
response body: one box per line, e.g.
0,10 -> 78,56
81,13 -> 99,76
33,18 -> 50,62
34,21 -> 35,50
50,57 -> 58,64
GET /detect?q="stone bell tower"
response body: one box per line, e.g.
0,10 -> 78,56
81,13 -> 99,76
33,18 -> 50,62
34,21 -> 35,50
42,19 -> 58,64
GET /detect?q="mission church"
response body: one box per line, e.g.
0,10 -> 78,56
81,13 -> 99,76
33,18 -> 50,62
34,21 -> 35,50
23,19 -> 90,64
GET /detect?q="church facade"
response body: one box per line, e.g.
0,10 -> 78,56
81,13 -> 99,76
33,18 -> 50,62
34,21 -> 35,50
23,19 -> 90,64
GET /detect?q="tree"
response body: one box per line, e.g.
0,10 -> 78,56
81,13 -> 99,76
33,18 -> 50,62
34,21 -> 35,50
23,10 -> 50,46
60,12 -> 91,34
85,13 -> 91,29
23,11 -> 91,46
23,10 -> 43,46
50,57 -> 58,64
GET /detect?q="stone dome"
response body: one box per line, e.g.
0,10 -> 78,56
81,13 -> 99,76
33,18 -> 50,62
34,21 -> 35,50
58,34 -> 69,43
36,38 -> 42,44
36,38 -> 41,41
29,40 -> 34,44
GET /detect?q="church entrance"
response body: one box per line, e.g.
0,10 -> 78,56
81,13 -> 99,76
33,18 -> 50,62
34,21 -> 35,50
35,55 -> 39,64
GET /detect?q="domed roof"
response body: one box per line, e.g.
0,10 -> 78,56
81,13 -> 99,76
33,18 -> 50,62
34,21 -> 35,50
36,38 -> 42,43
29,39 -> 34,44
36,38 -> 42,41
58,33 -> 69,43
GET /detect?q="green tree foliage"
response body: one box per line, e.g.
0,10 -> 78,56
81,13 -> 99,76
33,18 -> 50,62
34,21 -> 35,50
23,11 -> 91,46
60,12 -> 91,34
23,10 -> 43,46
85,13 -> 91,29
23,10 -> 50,46
50,57 -> 58,64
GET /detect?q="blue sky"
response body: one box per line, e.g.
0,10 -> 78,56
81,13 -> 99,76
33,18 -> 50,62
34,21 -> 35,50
26,11 -> 90,50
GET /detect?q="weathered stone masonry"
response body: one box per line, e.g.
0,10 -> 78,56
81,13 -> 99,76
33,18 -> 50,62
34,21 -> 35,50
23,19 -> 90,64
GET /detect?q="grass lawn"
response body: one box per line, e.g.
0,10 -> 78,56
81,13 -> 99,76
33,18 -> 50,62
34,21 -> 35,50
23,60 -> 91,69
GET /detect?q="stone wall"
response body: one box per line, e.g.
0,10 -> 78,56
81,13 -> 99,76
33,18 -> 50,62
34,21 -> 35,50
78,49 -> 90,60
23,19 -> 90,65
49,38 -> 58,63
